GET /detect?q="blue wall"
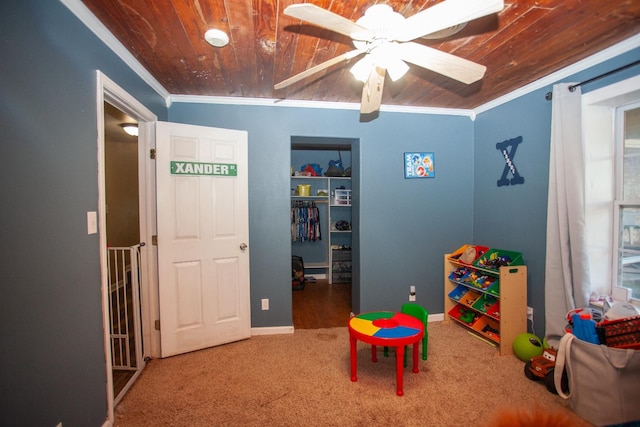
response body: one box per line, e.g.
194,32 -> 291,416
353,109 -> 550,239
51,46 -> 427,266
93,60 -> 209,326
0,1 -> 166,426
169,104 -> 475,325
474,47 -> 640,336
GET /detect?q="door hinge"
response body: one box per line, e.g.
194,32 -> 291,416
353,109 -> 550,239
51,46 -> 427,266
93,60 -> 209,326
150,148 -> 156,159
152,235 -> 158,246
155,319 -> 160,331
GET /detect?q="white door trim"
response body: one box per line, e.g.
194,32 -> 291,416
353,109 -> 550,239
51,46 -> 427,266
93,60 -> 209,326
96,71 -> 159,424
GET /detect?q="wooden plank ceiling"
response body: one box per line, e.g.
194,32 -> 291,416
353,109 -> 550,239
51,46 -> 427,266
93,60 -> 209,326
81,0 -> 640,110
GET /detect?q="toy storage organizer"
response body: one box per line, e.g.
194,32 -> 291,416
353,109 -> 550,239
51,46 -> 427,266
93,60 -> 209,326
443,245 -> 527,356
291,176 -> 351,284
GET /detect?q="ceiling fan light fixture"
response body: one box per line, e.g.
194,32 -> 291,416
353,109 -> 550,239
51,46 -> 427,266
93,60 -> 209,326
350,56 -> 374,82
386,59 -> 409,82
356,4 -> 405,39
204,29 -> 229,47
120,123 -> 138,137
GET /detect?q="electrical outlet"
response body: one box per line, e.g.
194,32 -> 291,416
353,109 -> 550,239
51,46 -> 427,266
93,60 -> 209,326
527,306 -> 534,322
87,211 -> 97,235
409,285 -> 416,302
261,298 -> 269,310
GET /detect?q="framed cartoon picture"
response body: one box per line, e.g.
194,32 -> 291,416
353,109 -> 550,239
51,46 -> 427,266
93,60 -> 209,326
404,152 -> 435,178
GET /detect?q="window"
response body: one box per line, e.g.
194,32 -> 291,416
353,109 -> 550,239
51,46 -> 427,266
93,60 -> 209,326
583,74 -> 640,304
614,104 -> 640,301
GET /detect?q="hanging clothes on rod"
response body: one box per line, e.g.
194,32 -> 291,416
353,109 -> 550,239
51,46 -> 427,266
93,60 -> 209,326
291,200 -> 322,242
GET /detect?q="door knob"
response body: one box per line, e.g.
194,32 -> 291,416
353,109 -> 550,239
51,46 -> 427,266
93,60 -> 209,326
240,243 -> 248,250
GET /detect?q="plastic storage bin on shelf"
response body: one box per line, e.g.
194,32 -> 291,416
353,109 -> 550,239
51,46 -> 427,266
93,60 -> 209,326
333,189 -> 351,205
473,248 -> 523,271
472,316 -> 501,343
297,184 -> 311,196
486,300 -> 500,319
472,294 -> 498,316
448,285 -> 468,302
331,248 -> 352,283
460,290 -> 482,308
447,244 -> 490,265
448,304 -> 480,326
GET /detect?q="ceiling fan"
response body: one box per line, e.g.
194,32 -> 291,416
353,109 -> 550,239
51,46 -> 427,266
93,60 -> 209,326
275,0 -> 504,114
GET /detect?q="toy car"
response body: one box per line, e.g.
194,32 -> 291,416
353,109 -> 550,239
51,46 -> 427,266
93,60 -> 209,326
524,347 -> 568,394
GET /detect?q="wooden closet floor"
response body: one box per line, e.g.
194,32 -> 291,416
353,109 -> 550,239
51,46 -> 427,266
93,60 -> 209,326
292,279 -> 352,329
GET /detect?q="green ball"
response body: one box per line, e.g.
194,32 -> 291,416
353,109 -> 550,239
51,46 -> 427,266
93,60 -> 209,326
513,333 -> 544,362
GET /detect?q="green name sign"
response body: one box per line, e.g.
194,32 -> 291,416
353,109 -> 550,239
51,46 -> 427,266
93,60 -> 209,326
170,161 -> 237,176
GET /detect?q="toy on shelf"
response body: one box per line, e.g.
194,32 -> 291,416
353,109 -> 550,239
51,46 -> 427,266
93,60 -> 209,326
478,255 -> 511,268
473,317 -> 500,342
459,307 -> 477,324
448,304 -> 479,325
472,248 -> 523,271
447,244 -> 489,265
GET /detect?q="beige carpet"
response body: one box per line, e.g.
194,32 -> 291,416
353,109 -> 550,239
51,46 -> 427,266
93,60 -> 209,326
114,321 -> 592,426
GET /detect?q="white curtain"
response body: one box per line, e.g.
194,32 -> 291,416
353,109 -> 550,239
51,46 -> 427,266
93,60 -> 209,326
544,83 -> 591,346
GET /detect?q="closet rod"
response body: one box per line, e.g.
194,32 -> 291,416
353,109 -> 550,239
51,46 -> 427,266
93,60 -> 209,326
291,200 -> 327,205
544,59 -> 640,101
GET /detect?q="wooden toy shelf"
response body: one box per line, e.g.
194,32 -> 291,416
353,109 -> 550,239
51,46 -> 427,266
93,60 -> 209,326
443,245 -> 527,356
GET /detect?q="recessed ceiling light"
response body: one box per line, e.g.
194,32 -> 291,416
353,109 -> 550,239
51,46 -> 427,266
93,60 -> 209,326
205,29 -> 229,47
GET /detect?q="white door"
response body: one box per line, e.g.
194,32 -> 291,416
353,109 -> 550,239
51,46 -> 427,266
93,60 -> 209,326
156,121 -> 250,358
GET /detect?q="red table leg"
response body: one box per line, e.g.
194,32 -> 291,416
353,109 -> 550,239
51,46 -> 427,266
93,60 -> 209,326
350,334 -> 358,382
412,342 -> 420,373
395,345 -> 404,396
371,345 -> 377,362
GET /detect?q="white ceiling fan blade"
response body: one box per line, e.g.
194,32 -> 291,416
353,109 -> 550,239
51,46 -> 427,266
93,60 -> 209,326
398,42 -> 486,84
392,0 -> 504,42
283,3 -> 374,41
422,23 -> 467,40
360,66 -> 385,114
274,49 -> 365,90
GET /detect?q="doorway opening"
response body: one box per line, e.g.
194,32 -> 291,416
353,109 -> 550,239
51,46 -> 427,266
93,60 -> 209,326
103,102 -> 144,401
98,71 -> 159,423
290,137 -> 359,328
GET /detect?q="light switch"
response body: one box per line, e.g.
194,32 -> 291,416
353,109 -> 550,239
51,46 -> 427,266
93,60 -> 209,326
87,211 -> 97,235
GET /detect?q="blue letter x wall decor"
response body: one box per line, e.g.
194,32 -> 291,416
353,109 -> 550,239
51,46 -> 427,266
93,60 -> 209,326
496,136 -> 525,187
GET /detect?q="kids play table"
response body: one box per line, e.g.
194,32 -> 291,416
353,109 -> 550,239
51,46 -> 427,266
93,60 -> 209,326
348,311 -> 424,396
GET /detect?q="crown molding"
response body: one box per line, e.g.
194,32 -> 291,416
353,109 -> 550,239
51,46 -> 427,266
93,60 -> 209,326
168,94 -> 475,118
60,0 -> 171,105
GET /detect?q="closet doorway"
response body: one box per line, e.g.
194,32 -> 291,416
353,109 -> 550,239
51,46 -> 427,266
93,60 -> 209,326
290,137 -> 359,328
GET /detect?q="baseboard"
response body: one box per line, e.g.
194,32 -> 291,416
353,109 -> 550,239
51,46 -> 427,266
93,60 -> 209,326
251,326 -> 295,336
251,313 -> 444,336
428,313 -> 445,322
